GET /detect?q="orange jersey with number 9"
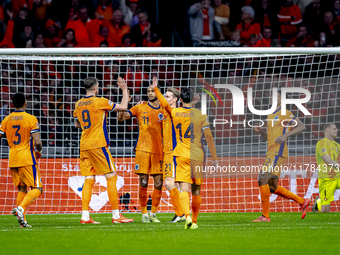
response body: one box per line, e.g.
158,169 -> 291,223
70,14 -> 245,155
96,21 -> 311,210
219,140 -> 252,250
73,96 -> 116,151
0,111 -> 39,168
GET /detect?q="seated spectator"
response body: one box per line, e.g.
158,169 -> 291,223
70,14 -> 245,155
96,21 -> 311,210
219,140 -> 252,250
33,0 -> 52,29
213,0 -> 231,38
321,11 -> 340,46
57,29 -> 77,47
145,31 -> 162,47
12,7 -> 36,47
120,0 -> 140,27
235,6 -> 261,44
261,26 -> 273,45
65,5 -> 102,47
131,10 -> 154,46
278,0 -> 302,41
121,33 -> 136,47
106,9 -> 130,47
19,24 -> 34,48
251,0 -> 280,38
251,32 -> 271,47
304,0 -> 333,39
44,19 -> 62,47
188,0 -> 223,46
12,0 -> 33,19
92,25 -> 116,47
33,33 -> 45,47
95,0 -> 114,22
285,25 -> 317,47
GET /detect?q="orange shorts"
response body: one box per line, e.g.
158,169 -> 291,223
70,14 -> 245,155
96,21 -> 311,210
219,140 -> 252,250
11,165 -> 42,188
175,156 -> 203,185
80,147 -> 116,176
261,154 -> 287,177
163,153 -> 175,178
134,151 -> 163,175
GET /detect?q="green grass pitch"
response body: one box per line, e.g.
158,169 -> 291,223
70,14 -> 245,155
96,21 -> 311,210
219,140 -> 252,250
1,212 -> 339,255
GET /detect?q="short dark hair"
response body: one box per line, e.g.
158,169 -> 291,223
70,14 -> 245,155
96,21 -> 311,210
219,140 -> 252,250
12,92 -> 26,108
84,77 -> 98,90
323,123 -> 336,133
180,88 -> 193,104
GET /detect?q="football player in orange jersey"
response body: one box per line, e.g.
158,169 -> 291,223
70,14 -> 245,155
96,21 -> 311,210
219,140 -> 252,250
171,88 -> 218,229
0,92 -> 43,227
252,89 -> 310,222
118,86 -> 164,223
150,77 -> 185,223
73,77 -> 134,224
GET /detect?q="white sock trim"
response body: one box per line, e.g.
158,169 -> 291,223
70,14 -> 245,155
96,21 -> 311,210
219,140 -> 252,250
112,209 -> 120,219
82,210 -> 90,221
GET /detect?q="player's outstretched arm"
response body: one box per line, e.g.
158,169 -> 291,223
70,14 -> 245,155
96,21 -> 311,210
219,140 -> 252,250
31,132 -> 43,159
203,127 -> 218,168
113,77 -> 130,112
275,118 -> 306,144
253,123 -> 267,140
151,77 -> 172,113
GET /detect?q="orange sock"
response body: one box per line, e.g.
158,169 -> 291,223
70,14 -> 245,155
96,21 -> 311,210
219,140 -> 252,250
259,184 -> 270,219
82,179 -> 95,210
192,195 -> 201,223
107,175 -> 118,210
17,191 -> 27,220
179,191 -> 190,218
274,185 -> 304,205
139,186 -> 148,214
151,189 -> 162,213
169,188 -> 183,216
19,189 -> 42,212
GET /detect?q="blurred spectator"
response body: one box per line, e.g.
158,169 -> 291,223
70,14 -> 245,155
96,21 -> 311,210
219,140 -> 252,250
69,0 -> 79,21
12,7 -> 36,47
33,0 -> 52,29
321,11 -> 340,46
121,33 -> 136,47
120,0 -> 140,27
92,25 -> 115,46
12,0 -> 33,19
18,23 -> 34,48
131,10 -> 153,46
278,0 -> 302,41
251,0 -> 280,38
261,26 -> 273,45
285,25 -> 317,47
235,6 -> 261,44
33,32 -> 45,47
317,31 -> 331,47
230,30 -> 241,44
188,0 -> 223,46
0,9 -> 14,48
303,0 -> 333,39
335,0 -> 340,21
95,0 -> 114,22
57,28 -> 77,47
213,0 -> 231,38
65,5 -> 102,47
44,19 -> 62,47
107,9 -> 130,46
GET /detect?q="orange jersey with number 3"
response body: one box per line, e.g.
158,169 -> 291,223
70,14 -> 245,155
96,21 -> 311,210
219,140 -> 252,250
73,96 -> 116,151
128,102 -> 163,154
267,108 -> 296,158
172,107 -> 210,160
0,111 -> 39,168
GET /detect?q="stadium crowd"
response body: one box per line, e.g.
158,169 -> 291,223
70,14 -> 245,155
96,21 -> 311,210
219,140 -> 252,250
1,0 -> 340,48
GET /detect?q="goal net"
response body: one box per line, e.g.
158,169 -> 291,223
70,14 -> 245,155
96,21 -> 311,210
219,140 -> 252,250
0,48 -> 339,215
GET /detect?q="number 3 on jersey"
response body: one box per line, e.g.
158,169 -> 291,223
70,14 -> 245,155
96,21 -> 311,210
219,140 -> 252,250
82,110 -> 92,129
12,125 -> 21,145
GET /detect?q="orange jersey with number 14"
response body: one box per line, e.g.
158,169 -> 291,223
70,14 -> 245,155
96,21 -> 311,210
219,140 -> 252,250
73,95 -> 116,151
0,111 -> 39,168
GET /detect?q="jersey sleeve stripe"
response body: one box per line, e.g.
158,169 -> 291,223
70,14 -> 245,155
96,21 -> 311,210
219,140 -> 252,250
110,103 -> 116,112
31,129 -> 40,134
127,110 -> 132,117
202,125 -> 210,130
0,131 -> 5,134
30,139 -> 37,165
74,117 -> 78,119
103,114 -> 110,146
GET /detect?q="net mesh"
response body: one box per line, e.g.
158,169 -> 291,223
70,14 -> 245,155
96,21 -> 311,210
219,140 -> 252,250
1,53 -> 340,214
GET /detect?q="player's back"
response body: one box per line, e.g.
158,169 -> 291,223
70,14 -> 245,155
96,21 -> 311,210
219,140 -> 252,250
267,108 -> 296,157
0,111 -> 39,168
74,96 -> 115,151
172,107 -> 210,160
